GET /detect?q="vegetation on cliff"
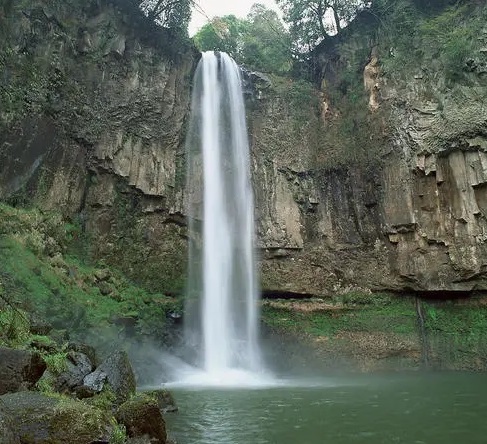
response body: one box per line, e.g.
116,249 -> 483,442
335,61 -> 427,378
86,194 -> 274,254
262,293 -> 487,371
0,203 -> 182,342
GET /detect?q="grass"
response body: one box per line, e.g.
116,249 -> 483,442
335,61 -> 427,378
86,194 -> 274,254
424,299 -> 487,343
43,351 -> 69,375
0,203 -> 182,339
262,293 -> 417,339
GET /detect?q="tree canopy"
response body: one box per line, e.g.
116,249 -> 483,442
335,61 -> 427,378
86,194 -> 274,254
137,0 -> 193,34
193,3 -> 292,74
275,0 -> 367,51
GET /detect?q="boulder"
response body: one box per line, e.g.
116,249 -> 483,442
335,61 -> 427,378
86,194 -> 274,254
116,394 -> 166,444
0,400 -> 19,444
0,391 -> 111,443
83,350 -> 136,405
55,351 -> 94,392
67,342 -> 98,367
143,389 -> 178,413
0,347 -> 46,395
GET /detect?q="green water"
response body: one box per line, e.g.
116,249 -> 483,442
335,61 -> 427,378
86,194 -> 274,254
165,373 -> 487,444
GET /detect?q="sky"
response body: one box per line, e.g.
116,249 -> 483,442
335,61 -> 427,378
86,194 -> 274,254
188,0 -> 282,36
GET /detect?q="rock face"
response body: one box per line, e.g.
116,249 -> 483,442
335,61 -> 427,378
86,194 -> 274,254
0,347 -> 46,395
116,394 -> 167,444
0,0 -> 195,292
249,5 -> 487,295
1,0 -> 487,296
0,391 -> 111,443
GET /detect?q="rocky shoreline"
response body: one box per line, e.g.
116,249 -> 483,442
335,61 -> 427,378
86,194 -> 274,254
0,308 -> 177,443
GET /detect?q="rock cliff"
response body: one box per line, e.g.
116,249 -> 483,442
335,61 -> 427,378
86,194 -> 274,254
1,0 -> 487,297
251,4 -> 487,295
0,0 -> 195,291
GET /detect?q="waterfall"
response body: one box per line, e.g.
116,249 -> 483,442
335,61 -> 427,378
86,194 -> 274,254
185,51 -> 261,379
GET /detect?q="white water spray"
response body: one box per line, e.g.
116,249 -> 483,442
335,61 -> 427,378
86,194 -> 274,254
184,51 -> 262,383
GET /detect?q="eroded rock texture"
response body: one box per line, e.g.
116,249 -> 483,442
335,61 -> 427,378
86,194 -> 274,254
249,7 -> 487,295
0,0 -> 195,291
1,0 -> 487,296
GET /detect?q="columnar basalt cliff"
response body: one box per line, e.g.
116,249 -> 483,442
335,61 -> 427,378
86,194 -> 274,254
1,0 -> 487,297
0,0 -> 196,291
250,5 -> 487,296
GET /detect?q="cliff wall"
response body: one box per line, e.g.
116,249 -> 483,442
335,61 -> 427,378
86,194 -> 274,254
1,0 -> 487,297
0,0 -> 195,291
251,4 -> 487,295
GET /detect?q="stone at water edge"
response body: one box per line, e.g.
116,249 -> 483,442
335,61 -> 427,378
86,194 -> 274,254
116,393 -> 167,444
142,389 -> 178,413
0,391 -> 111,443
82,350 -> 136,405
0,347 -> 47,395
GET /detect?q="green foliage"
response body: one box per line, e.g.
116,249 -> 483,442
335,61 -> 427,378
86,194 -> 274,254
376,0 -> 484,84
43,352 -> 69,375
276,0 -> 365,51
419,5 -> 477,82
0,306 -> 30,347
424,300 -> 487,342
110,422 -> 127,444
90,386 -> 118,412
138,0 -> 192,34
36,372 -> 57,394
193,5 -> 292,74
0,203 -> 182,339
194,15 -> 245,56
262,293 -> 417,338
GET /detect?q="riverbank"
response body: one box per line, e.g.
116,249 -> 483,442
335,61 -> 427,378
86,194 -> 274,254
261,293 -> 487,372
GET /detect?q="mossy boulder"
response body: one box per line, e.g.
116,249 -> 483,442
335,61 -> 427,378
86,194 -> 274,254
0,391 -> 112,443
142,389 -> 178,413
0,347 -> 46,395
116,393 -> 166,444
83,350 -> 136,406
0,400 -> 19,444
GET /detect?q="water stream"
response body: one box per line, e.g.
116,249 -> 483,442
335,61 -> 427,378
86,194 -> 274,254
184,51 -> 263,384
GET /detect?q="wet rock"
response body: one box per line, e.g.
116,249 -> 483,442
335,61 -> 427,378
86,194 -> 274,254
0,400 -> 19,444
55,351 -> 94,392
82,369 -> 107,393
116,394 -> 166,444
143,389 -> 178,413
0,391 -> 111,443
83,350 -> 136,405
67,342 -> 98,367
0,347 -> 47,395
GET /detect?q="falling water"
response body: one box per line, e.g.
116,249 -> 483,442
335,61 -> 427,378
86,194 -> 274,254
184,51 -> 261,381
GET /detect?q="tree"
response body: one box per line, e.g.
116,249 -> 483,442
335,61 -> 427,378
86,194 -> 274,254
240,4 -> 292,73
276,0 -> 366,51
193,15 -> 246,56
193,3 -> 292,74
138,0 -> 193,33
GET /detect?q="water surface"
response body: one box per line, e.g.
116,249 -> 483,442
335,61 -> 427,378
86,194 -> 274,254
165,373 -> 487,444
